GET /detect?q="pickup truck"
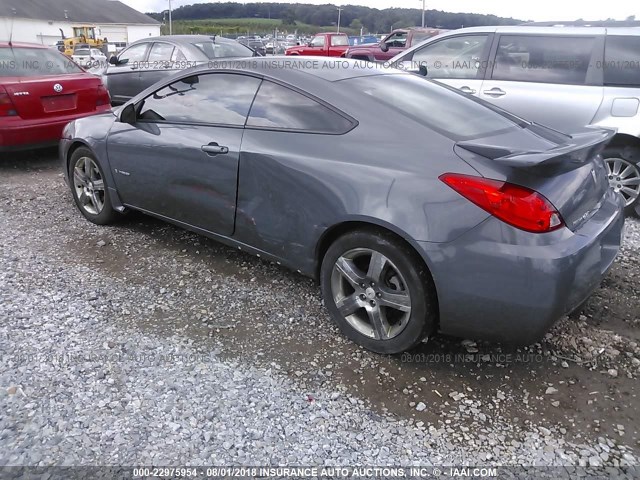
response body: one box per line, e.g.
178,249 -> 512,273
344,28 -> 445,62
285,32 -> 350,57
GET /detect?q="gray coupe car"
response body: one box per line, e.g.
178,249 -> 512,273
60,58 -> 625,354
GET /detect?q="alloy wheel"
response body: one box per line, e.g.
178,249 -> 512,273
605,157 -> 640,207
330,248 -> 412,340
73,157 -> 105,215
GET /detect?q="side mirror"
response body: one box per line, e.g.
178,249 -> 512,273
109,55 -> 119,65
120,103 -> 136,124
380,42 -> 389,53
418,65 -> 428,76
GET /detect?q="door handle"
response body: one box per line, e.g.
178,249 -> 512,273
483,87 -> 506,97
459,86 -> 476,94
201,142 -> 229,155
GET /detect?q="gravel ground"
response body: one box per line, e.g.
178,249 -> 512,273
0,151 -> 639,472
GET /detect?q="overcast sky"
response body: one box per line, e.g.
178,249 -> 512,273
124,0 -> 640,22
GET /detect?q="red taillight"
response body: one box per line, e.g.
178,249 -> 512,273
440,173 -> 564,233
0,89 -> 18,117
96,83 -> 110,107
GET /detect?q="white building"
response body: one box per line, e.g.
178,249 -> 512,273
0,0 -> 161,46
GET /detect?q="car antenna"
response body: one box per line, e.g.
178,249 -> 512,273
8,8 -> 17,47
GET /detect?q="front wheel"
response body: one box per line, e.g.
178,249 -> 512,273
603,146 -> 640,217
320,230 -> 437,354
68,147 -> 119,225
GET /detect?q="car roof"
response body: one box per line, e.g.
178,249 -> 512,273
0,42 -> 49,49
433,25 -> 618,36
188,56 -> 400,83
131,35 -> 239,45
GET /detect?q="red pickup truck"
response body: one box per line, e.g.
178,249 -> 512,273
285,32 -> 350,57
345,28 -> 445,62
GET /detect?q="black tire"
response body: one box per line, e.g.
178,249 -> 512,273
320,229 -> 437,354
68,147 -> 119,225
602,146 -> 640,218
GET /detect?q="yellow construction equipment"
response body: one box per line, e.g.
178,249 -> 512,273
61,26 -> 107,56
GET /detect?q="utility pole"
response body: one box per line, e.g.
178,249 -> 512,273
168,0 -> 173,35
336,7 -> 343,33
421,0 -> 426,28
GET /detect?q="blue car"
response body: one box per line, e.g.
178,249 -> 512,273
348,35 -> 379,46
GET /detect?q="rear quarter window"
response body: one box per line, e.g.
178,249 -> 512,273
604,35 -> 640,87
246,81 -> 354,134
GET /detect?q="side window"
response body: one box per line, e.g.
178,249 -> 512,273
138,74 -> 261,125
247,81 -> 353,134
491,35 -> 595,85
148,42 -> 175,62
604,36 -> 640,87
385,32 -> 408,48
412,35 -> 489,79
171,48 -> 187,62
117,43 -> 149,64
331,36 -> 349,47
310,36 -> 325,47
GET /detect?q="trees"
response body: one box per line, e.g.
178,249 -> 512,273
281,8 -> 296,26
165,2 -> 524,33
350,19 -> 363,31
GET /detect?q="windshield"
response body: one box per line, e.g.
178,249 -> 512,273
347,74 -> 524,141
0,47 -> 83,76
192,41 -> 253,59
74,49 -> 90,56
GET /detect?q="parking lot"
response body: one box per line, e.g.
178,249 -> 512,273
0,149 -> 639,468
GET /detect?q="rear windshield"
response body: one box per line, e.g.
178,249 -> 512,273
0,47 -> 83,76
191,41 -> 253,59
347,74 -> 524,141
74,49 -> 90,56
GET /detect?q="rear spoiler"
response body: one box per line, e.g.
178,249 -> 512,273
457,128 -> 616,168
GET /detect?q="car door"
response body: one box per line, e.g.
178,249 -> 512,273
305,35 -> 327,56
397,33 -> 493,97
106,73 -> 262,236
479,33 -> 605,132
138,42 -> 181,93
106,42 -> 151,104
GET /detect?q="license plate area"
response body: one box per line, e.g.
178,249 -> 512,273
42,94 -> 77,113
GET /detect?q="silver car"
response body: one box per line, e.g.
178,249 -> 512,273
392,26 -> 640,216
91,35 -> 256,105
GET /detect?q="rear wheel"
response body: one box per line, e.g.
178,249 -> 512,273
320,230 -> 437,354
603,146 -> 640,217
69,147 -> 119,225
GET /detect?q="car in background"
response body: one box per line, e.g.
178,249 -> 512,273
72,47 -> 107,68
0,42 -> 111,151
345,28 -> 446,62
60,58 -> 624,354
390,26 -> 640,216
286,32 -> 350,57
91,35 -> 256,105
238,37 -> 267,56
348,35 -> 379,46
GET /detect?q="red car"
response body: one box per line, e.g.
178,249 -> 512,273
0,42 -> 111,151
285,33 -> 350,57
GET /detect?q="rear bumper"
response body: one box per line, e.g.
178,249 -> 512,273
420,189 -> 625,344
0,106 -> 111,151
